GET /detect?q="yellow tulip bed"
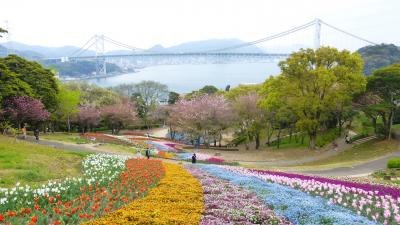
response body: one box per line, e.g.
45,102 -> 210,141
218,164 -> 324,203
88,163 -> 204,225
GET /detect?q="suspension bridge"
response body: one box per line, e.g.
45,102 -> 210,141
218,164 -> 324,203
44,18 -> 378,77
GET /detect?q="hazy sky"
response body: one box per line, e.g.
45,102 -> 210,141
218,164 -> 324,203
1,0 -> 399,50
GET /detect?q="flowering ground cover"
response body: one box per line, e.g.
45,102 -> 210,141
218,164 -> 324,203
0,155 -> 164,225
200,165 -> 378,225
88,163 -> 204,225
185,166 -> 292,225
222,166 -> 400,224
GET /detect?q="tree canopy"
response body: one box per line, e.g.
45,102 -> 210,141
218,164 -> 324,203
364,64 -> 400,138
0,27 -> 7,37
260,47 -> 366,149
0,55 -> 59,111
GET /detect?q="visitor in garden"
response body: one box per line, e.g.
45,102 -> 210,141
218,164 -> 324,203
345,134 -> 351,144
21,125 -> 27,139
145,148 -> 150,159
332,141 -> 338,151
192,153 -> 197,164
34,128 -> 40,141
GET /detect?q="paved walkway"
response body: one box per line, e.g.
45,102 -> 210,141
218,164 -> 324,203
299,151 -> 400,177
237,137 -> 353,166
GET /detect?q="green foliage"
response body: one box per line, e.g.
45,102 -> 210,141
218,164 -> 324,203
0,61 -> 33,103
184,85 -> 222,100
364,63 -> 400,138
357,44 -> 400,75
315,128 -> 339,147
224,84 -> 261,100
0,55 -> 59,111
65,81 -> 121,107
168,91 -> 180,104
199,85 -> 219,95
0,27 -> 7,37
55,83 -> 81,130
260,47 -> 366,148
387,157 -> 400,169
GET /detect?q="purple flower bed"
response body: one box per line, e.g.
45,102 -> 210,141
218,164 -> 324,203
185,166 -> 292,225
250,169 -> 400,199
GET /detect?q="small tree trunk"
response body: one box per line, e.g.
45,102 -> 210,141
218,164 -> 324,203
67,115 -> 71,133
388,109 -> 394,140
388,93 -> 394,140
309,130 -> 317,149
277,126 -> 282,149
255,133 -> 260,150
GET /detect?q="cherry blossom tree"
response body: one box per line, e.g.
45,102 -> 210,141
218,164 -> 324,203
170,95 -> 233,147
3,96 -> 50,128
73,106 -> 101,133
232,92 -> 265,149
100,101 -> 139,134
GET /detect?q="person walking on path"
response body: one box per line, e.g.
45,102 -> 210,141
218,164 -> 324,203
145,148 -> 150,159
34,128 -> 40,141
21,125 -> 27,139
192,153 -> 197,164
345,134 -> 351,144
332,141 -> 338,151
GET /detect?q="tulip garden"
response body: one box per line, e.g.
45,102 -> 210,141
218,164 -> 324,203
1,153 -> 400,225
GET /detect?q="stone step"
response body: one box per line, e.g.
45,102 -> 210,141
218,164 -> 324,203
352,135 -> 377,145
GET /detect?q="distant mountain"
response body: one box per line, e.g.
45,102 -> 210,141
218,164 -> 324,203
0,44 -> 44,59
153,39 -> 265,53
357,44 -> 400,75
1,41 -> 95,58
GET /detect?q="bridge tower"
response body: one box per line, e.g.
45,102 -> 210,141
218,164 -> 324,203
314,18 -> 321,49
95,35 -> 107,76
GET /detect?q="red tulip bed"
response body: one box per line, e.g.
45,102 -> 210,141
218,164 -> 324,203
0,155 -> 164,225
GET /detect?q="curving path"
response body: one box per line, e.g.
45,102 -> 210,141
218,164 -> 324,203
298,150 -> 400,177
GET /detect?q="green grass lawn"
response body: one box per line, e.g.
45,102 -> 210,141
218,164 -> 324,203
0,135 -> 89,188
96,143 -> 139,154
41,133 -> 92,144
294,139 -> 399,169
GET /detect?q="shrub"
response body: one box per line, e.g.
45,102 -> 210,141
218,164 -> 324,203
387,157 -> 400,169
315,128 -> 339,147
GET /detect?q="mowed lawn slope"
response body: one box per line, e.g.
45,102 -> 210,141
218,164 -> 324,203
0,136 -> 88,187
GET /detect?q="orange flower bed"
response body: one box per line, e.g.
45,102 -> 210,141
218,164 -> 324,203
0,158 -> 165,225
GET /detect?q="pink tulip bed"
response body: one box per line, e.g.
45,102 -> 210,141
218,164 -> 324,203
207,165 -> 400,224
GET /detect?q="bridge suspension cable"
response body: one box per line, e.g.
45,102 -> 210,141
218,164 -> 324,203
205,19 -> 316,53
319,20 -> 377,45
103,36 -> 146,52
69,35 -> 96,57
